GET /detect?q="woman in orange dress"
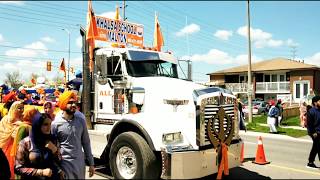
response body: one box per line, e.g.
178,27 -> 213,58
0,101 -> 24,179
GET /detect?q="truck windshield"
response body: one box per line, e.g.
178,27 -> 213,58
126,60 -> 178,78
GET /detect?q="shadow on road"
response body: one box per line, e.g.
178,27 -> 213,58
93,158 -> 270,179
198,166 -> 271,180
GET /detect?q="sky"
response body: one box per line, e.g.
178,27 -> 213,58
0,1 -> 320,84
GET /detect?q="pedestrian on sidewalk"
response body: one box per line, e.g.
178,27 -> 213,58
51,91 -> 95,179
267,100 -> 279,133
275,99 -> 283,127
299,100 -> 308,128
237,98 -> 246,131
306,95 -> 320,168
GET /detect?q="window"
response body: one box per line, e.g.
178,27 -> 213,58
126,60 -> 178,78
280,75 -> 285,81
239,75 -> 247,83
240,76 -> 244,83
296,84 -> 300,98
264,75 -> 270,82
286,72 -> 290,81
106,56 -> 122,76
271,74 -> 277,82
303,83 -> 308,96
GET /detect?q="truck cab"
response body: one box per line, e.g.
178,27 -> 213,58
87,47 -> 242,179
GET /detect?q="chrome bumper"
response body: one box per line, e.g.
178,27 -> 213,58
161,140 -> 242,179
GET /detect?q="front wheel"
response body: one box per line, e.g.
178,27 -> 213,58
109,132 -> 160,179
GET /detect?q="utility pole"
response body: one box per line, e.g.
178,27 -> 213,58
80,25 -> 92,129
187,60 -> 192,81
121,0 -> 127,21
185,16 -> 192,81
247,0 -> 253,123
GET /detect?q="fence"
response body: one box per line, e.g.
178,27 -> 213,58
282,106 -> 300,119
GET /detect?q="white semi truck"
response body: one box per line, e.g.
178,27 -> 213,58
80,29 -> 243,179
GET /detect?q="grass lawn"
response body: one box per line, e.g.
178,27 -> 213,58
250,114 -> 300,126
246,115 -> 307,138
282,116 -> 300,126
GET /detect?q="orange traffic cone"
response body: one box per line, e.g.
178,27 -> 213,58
240,143 -> 244,163
253,136 -> 270,165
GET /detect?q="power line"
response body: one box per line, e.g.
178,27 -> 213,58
0,44 -> 81,54
0,6 -> 80,22
0,1 -> 293,62
0,15 -> 78,29
0,1 -> 288,58
21,2 -> 85,19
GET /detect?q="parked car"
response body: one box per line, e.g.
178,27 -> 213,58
242,99 -> 267,115
242,104 -> 259,115
243,98 -> 264,105
253,101 -> 268,114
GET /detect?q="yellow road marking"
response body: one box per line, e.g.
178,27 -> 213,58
269,164 -> 320,176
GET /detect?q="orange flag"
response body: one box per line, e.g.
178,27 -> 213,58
59,58 -> 66,71
153,12 -> 164,52
31,76 -> 36,85
86,0 -> 99,72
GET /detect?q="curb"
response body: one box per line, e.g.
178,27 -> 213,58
239,130 -> 312,143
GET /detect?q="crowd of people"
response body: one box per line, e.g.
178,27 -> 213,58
266,99 -> 284,134
0,84 -> 62,120
0,90 -> 94,179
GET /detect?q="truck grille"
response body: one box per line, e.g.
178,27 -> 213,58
196,96 -> 237,148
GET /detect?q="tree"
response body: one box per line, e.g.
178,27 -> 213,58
4,71 -> 23,89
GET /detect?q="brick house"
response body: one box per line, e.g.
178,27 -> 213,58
207,58 -> 320,103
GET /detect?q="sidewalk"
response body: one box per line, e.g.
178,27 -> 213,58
240,129 -> 311,143
257,123 -> 307,131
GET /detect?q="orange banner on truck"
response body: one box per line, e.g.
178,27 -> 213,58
95,16 -> 144,48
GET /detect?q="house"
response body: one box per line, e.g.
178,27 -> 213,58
207,57 -> 320,103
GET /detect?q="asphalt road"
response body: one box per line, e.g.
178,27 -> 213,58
86,131 -> 320,179
234,131 -> 320,179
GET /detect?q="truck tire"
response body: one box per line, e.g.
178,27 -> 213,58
109,132 -> 160,179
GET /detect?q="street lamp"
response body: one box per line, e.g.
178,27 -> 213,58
247,0 -> 253,123
62,28 -> 71,82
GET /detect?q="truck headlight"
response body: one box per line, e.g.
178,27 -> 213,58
162,132 -> 183,144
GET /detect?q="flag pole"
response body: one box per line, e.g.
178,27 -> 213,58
64,70 -> 67,89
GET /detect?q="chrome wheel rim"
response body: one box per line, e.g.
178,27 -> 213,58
116,146 -> 137,179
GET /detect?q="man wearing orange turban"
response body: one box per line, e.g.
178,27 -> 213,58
52,91 -> 95,179
57,91 -> 77,111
